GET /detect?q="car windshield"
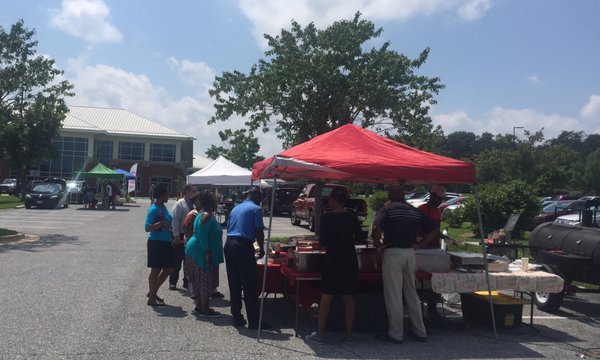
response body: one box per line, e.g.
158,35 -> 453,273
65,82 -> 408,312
2,179 -> 16,184
405,192 -> 427,200
543,201 -> 572,212
444,196 -> 463,205
67,182 -> 82,190
33,184 -> 61,193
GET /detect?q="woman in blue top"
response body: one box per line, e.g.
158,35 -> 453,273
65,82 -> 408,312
145,183 -> 174,306
185,191 -> 224,317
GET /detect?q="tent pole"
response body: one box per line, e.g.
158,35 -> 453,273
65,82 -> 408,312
257,177 -> 278,341
474,186 -> 497,339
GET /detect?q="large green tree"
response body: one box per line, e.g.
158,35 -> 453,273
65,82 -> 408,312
205,129 -> 264,169
208,12 -> 444,150
584,148 -> 600,194
0,20 -> 73,195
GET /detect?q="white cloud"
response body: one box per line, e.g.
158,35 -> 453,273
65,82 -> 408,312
65,58 -> 283,159
581,95 -> 600,120
432,106 -> 584,139
238,0 -> 493,47
49,0 -> 122,43
167,57 -> 215,88
456,0 -> 492,21
527,74 -> 543,85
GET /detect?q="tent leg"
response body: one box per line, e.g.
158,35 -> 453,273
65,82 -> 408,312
257,177 -> 278,341
474,186 -> 497,339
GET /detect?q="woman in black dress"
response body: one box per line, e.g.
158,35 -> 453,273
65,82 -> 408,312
306,187 -> 363,344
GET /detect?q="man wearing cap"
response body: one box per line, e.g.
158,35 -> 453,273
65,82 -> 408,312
418,184 -> 446,320
224,188 -> 270,330
372,184 -> 436,344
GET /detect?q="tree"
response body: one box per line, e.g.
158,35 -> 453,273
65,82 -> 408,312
462,180 -> 539,237
441,131 -> 477,159
584,148 -> 600,194
208,12 -> 444,150
0,20 -> 73,196
205,129 -> 265,169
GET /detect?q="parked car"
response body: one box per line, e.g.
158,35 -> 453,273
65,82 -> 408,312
405,191 -> 428,200
533,200 -> 587,225
291,183 -> 368,233
0,178 -> 19,196
550,194 -> 579,201
66,180 -> 86,204
24,178 -> 68,209
579,195 -> 600,201
439,196 -> 466,212
263,187 -> 301,215
407,192 -> 461,208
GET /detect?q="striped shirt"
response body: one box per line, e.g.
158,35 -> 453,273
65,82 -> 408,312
373,201 -> 435,248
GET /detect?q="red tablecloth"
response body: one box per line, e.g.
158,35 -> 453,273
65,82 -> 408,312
256,262 -> 286,295
277,265 -> 432,309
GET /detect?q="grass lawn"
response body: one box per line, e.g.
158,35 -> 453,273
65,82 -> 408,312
0,228 -> 17,237
0,195 -> 23,209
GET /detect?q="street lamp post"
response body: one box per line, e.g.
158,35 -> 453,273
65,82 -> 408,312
513,126 -> 524,138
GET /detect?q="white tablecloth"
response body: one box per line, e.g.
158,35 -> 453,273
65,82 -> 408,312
431,270 -> 564,294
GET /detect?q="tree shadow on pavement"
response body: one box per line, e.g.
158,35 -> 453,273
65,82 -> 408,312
0,233 -> 79,253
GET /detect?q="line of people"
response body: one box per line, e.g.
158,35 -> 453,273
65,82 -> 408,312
145,182 -> 444,342
144,184 -> 269,329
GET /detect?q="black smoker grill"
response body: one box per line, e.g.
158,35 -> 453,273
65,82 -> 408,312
529,199 -> 600,311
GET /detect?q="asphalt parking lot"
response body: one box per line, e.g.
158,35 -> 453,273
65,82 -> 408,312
1,198 -> 599,359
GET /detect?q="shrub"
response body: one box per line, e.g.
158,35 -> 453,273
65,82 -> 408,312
462,180 -> 539,238
442,207 -> 464,228
368,190 -> 389,212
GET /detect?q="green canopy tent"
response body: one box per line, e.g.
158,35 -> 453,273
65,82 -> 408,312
76,162 -> 122,179
76,163 -> 123,208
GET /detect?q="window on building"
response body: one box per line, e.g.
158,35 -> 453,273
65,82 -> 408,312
150,143 -> 176,162
95,140 -> 113,164
150,177 -> 172,193
118,142 -> 145,161
38,136 -> 88,179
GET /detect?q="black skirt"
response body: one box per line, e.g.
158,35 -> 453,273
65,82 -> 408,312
321,254 -> 358,295
147,240 -> 174,268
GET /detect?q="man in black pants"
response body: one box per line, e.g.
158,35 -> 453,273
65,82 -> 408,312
224,188 -> 270,330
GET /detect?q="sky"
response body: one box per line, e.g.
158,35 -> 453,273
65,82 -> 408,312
2,0 -> 600,158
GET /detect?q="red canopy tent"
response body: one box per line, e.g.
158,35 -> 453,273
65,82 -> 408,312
253,125 -> 499,340
252,124 -> 476,184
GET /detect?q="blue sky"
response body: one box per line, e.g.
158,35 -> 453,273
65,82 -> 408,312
2,0 -> 599,157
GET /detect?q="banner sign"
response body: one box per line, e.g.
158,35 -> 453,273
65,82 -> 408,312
128,179 -> 136,194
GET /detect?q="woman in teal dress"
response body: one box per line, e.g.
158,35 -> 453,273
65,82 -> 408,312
185,191 -> 223,317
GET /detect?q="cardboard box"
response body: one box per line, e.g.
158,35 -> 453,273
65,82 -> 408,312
461,291 -> 526,329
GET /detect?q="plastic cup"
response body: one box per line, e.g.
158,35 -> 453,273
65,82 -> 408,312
521,257 -> 529,272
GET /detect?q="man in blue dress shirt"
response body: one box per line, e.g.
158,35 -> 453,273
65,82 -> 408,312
224,187 -> 270,330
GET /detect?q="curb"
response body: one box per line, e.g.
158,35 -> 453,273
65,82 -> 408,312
0,233 -> 39,244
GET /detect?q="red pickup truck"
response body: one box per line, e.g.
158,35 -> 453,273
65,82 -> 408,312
290,183 -> 369,233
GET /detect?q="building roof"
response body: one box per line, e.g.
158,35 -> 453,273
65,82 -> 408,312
63,106 -> 192,139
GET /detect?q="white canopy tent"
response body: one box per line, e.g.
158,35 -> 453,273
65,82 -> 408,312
186,155 -> 252,186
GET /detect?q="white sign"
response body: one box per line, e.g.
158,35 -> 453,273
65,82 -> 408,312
128,179 -> 136,194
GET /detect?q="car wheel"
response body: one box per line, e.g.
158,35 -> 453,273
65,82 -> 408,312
308,211 -> 315,232
25,204 -> 31,209
534,265 -> 565,312
290,210 -> 301,226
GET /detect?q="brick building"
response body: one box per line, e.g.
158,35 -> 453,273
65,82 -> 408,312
1,106 -> 194,196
